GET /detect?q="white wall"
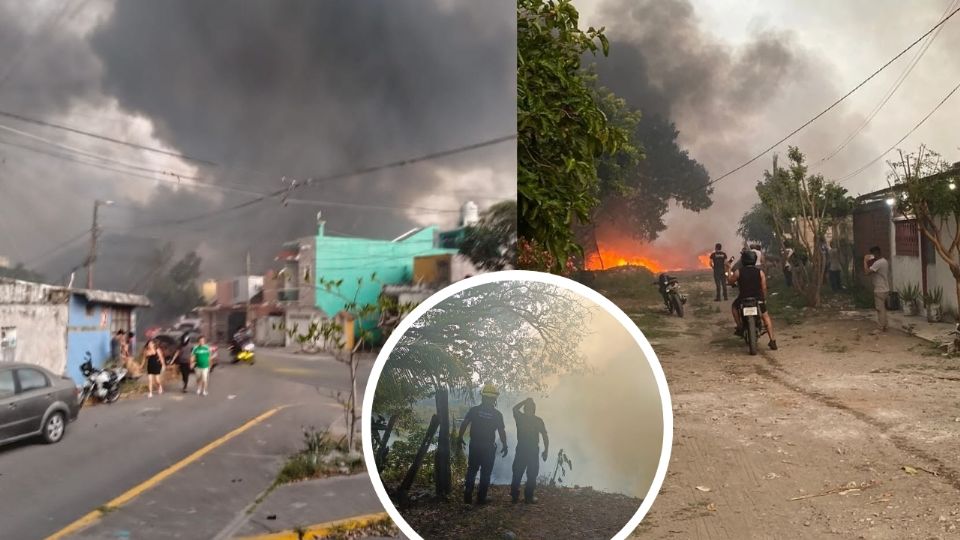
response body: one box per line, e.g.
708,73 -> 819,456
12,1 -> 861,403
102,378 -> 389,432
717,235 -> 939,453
0,304 -> 69,374
929,219 -> 960,314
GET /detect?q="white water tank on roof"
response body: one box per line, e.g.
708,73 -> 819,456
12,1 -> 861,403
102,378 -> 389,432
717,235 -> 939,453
461,201 -> 480,227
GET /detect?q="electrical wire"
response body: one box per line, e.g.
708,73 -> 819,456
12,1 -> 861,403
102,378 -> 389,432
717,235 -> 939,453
836,76 -> 960,185
21,230 -> 90,267
813,0 -> 959,167
0,108 -> 217,166
691,4 -> 960,194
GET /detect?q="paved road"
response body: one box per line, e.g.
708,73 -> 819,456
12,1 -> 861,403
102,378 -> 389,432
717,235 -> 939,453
0,349 -> 374,540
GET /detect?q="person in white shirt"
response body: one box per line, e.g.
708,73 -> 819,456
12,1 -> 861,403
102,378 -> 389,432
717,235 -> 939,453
863,245 -> 891,332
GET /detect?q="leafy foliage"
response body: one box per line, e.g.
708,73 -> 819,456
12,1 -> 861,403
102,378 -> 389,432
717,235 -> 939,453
141,245 -> 203,330
737,204 -> 778,250
377,281 -> 592,417
459,200 -> 517,271
754,147 -> 854,307
518,0 -> 630,271
285,274 -> 385,449
888,145 -> 960,313
587,90 -> 712,243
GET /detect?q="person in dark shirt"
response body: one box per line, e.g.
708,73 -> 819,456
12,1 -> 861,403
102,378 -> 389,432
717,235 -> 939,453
458,384 -> 507,505
710,243 -> 728,301
727,250 -> 778,350
510,397 -> 549,504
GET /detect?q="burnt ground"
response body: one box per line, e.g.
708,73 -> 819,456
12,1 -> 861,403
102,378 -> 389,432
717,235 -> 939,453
399,484 -> 642,539
617,273 -> 960,539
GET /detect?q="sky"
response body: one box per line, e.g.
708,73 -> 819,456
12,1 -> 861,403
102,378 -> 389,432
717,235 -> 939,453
489,293 -> 664,498
575,0 -> 960,259
0,0 -> 515,286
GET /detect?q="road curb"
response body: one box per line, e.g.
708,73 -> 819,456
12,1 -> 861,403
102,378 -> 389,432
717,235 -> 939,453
234,512 -> 391,540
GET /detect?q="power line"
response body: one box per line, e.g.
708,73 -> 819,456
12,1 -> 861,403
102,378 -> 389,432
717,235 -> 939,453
21,230 -> 90,267
813,0 -> 959,167
697,4 -> 960,193
100,134 -> 516,231
0,108 -> 217,166
837,76 -> 960,185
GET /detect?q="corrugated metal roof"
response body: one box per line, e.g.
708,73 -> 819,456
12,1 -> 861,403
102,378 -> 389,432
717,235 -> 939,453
74,289 -> 151,307
0,277 -> 150,307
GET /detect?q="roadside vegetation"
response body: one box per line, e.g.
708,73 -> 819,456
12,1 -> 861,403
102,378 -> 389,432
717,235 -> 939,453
275,428 -> 364,485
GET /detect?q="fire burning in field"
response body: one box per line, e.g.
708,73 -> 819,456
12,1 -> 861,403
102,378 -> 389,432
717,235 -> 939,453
584,238 -> 713,273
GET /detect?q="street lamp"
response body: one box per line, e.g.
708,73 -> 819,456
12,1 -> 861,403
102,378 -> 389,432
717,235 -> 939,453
86,199 -> 114,289
885,197 -> 896,207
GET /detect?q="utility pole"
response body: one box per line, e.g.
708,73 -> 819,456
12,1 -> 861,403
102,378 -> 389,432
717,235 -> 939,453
86,199 -> 114,289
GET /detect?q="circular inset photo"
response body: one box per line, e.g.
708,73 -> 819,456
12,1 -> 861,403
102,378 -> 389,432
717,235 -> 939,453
362,270 -> 672,540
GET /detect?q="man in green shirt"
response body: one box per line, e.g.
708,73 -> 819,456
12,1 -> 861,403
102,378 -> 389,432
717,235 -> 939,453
191,335 -> 212,396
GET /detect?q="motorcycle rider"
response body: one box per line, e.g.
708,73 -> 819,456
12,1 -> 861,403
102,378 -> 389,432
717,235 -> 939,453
458,384 -> 508,505
655,273 -> 672,311
727,250 -> 778,350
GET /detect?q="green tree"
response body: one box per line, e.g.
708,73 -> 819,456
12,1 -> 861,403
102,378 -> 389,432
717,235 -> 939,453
888,146 -> 960,314
459,200 -> 517,271
517,0 -> 630,272
584,90 -> 712,246
374,280 -> 591,498
737,203 -> 778,250
755,148 -> 854,307
141,246 -> 203,330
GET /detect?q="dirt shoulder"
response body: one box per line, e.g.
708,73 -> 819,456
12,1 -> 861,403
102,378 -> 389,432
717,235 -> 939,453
627,273 -> 960,539
400,484 -> 642,540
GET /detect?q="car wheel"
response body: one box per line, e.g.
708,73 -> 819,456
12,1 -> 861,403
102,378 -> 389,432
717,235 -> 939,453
43,411 -> 66,444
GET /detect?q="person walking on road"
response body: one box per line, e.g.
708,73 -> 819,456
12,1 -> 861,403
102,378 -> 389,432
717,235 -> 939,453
191,335 -> 213,396
172,334 -> 194,393
828,243 -> 844,292
511,397 -> 549,504
458,384 -> 507,505
141,339 -> 165,397
710,243 -> 728,301
864,246 -> 890,333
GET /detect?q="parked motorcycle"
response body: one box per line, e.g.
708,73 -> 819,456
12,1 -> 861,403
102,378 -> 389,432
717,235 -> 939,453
230,333 -> 256,365
78,354 -> 127,404
739,297 -> 766,355
665,276 -> 687,318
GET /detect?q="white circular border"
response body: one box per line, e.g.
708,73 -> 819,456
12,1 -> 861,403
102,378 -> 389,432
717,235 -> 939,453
361,270 -> 673,540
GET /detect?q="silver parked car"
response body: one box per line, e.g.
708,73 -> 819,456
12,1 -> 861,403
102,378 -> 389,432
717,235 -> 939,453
0,363 -> 81,446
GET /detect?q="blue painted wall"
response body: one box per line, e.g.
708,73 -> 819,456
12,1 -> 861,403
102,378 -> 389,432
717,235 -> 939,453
64,294 -> 133,384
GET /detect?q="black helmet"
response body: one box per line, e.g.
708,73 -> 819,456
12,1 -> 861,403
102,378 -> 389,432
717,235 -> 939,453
741,250 -> 758,266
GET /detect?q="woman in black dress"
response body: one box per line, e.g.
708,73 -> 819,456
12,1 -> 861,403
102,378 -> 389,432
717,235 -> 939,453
141,339 -> 165,397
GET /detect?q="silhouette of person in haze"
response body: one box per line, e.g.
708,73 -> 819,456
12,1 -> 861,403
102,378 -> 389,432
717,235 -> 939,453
511,397 -> 549,504
458,384 -> 507,505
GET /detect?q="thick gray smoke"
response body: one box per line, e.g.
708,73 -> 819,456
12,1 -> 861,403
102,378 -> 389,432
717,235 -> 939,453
582,0 -> 959,256
0,0 -> 515,287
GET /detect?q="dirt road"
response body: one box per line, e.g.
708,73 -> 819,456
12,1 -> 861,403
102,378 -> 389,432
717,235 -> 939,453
622,273 -> 960,539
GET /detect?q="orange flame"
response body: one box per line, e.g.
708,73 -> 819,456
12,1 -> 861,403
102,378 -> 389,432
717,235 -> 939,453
697,253 -> 712,269
585,244 -> 716,273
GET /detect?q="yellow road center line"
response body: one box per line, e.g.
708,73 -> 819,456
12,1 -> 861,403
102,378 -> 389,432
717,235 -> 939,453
235,512 -> 390,540
45,405 -> 288,540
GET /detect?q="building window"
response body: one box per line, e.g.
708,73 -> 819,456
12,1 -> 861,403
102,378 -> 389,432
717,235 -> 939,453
85,301 -> 95,317
110,307 -> 131,334
895,220 -> 919,257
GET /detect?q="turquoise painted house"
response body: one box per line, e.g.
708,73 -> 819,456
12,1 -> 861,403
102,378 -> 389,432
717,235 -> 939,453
312,222 -> 457,325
